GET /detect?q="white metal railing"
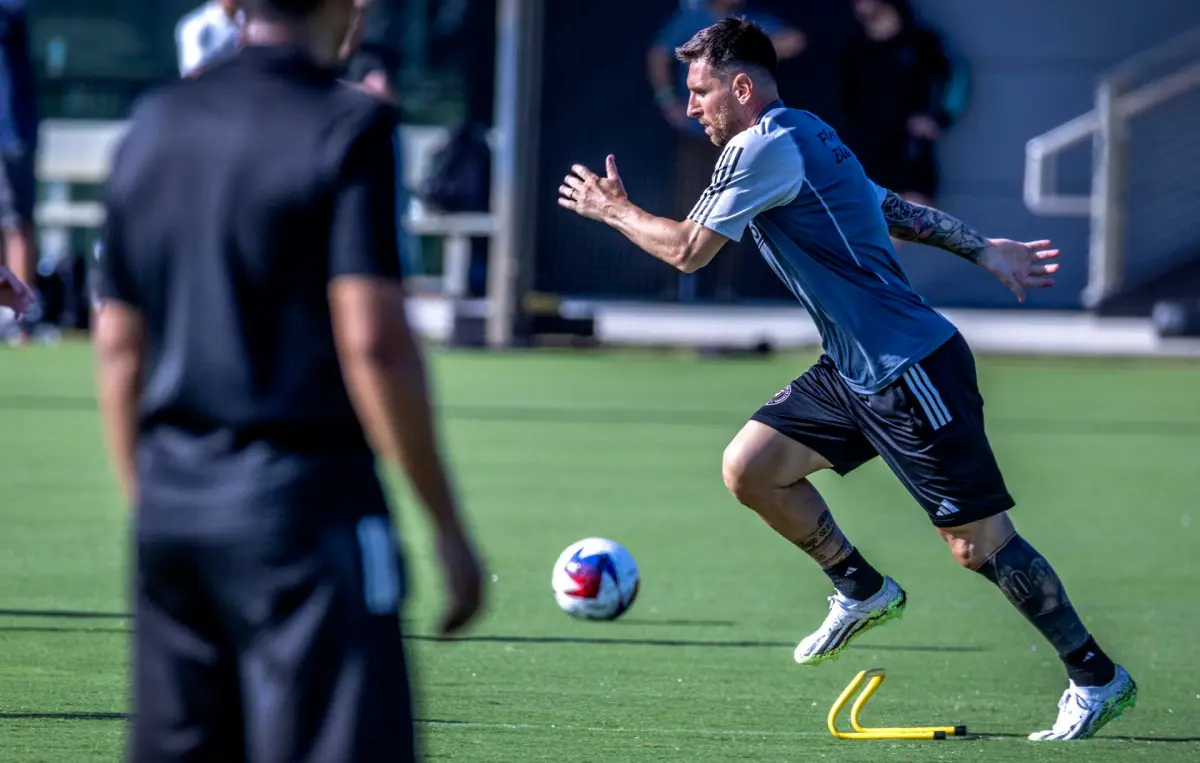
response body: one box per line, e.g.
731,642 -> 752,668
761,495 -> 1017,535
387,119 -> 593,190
32,119 -> 494,300
1025,26 -> 1200,308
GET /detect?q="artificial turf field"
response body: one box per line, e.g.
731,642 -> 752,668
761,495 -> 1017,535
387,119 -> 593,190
0,342 -> 1198,762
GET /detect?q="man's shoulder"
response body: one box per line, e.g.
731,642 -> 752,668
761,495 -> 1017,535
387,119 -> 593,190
122,85 -> 175,138
727,116 -> 802,164
768,107 -> 834,133
763,109 -> 853,157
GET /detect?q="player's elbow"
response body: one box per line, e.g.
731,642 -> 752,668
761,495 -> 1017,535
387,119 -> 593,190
93,301 -> 144,361
677,243 -> 719,273
675,244 -> 710,273
675,222 -> 722,273
336,315 -> 425,376
330,278 -> 420,371
676,253 -> 703,274
338,326 -> 403,370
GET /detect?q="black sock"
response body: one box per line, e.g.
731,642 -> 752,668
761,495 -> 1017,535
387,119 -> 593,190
1061,636 -> 1117,688
824,548 -> 885,601
976,533 -> 1116,687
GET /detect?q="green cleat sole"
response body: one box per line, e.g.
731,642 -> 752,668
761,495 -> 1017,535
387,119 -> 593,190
1080,680 -> 1138,740
794,591 -> 907,666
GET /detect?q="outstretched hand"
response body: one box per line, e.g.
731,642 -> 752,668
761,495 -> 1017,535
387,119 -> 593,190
0,266 -> 34,317
978,239 -> 1061,303
558,155 -> 627,222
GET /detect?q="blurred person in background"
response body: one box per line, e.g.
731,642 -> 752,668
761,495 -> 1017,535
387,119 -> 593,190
0,0 -> 39,343
341,0 -> 401,101
418,0 -> 496,296
839,0 -> 968,208
648,0 -> 805,301
176,0 -> 246,77
340,0 -> 429,279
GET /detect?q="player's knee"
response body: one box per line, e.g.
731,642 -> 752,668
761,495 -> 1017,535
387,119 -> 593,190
943,535 -> 986,569
721,440 -> 768,507
938,513 -> 1016,570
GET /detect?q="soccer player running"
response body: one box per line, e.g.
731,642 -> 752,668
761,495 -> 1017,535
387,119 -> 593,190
558,17 -> 1135,741
93,0 -> 484,760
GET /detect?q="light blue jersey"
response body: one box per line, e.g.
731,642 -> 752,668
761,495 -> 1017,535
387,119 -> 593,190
690,100 -> 957,394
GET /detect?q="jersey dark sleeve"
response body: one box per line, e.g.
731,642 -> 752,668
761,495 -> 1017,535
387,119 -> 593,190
328,116 -> 404,281
95,168 -> 139,307
94,96 -> 165,308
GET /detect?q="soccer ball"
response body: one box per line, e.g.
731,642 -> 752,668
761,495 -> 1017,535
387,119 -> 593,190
551,537 -> 640,620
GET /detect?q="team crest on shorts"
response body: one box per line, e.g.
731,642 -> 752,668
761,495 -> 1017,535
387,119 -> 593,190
766,385 -> 791,405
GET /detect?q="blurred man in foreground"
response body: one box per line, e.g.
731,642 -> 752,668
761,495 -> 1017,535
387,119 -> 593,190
95,0 -> 485,760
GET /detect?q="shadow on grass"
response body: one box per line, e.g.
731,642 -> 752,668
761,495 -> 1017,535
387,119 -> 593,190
0,609 -> 127,620
0,622 -> 980,653
0,712 -> 127,721
405,633 -> 983,652
970,731 -> 1200,744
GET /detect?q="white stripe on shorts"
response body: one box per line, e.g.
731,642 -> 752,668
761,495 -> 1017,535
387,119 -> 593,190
902,365 -> 953,430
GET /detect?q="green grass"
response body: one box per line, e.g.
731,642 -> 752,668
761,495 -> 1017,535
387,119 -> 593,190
0,343 -> 1198,762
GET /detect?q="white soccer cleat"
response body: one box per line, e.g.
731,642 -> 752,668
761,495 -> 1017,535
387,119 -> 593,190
1028,665 -> 1137,741
793,576 -> 906,666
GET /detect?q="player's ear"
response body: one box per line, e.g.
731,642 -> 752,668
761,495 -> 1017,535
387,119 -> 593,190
732,72 -> 754,104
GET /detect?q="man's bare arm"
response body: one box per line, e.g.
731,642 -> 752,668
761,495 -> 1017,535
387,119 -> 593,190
93,301 -> 145,506
878,189 -> 1062,302
330,276 -> 482,635
558,157 -> 728,272
330,277 -> 462,534
879,190 -> 990,263
603,202 -> 728,273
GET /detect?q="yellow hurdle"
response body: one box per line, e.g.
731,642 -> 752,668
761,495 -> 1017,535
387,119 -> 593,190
827,668 -> 967,741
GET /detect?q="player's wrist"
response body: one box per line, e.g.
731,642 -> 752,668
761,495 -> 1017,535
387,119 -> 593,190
600,197 -> 630,227
975,243 -> 1008,273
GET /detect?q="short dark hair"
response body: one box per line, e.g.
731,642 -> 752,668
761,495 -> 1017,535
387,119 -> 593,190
674,17 -> 777,79
244,0 -> 324,19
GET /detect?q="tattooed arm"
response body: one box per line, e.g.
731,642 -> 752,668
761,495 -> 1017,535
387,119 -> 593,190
877,188 -> 1063,302
879,190 -> 990,263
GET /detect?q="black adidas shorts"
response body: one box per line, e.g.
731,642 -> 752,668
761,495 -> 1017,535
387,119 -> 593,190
130,513 -> 416,763
751,332 -> 1014,528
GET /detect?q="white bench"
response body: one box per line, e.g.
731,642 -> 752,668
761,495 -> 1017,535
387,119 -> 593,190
33,119 -> 495,297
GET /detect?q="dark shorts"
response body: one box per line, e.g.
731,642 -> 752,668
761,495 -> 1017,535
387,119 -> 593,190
0,149 -> 36,229
751,332 -> 1014,528
130,512 -> 415,763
